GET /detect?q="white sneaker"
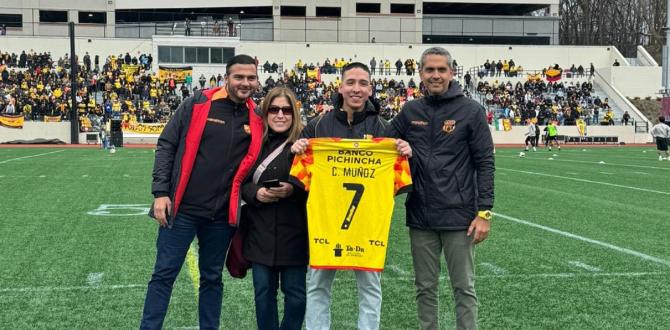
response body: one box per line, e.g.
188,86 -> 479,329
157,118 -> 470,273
533,147 -> 537,152
525,147 -> 529,151
660,156 -> 664,161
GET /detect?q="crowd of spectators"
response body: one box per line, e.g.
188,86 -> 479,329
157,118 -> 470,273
474,79 -> 622,126
1,49 -> 630,132
0,49 -> 188,128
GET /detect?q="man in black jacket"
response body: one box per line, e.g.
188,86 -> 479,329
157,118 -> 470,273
291,62 -> 411,330
386,47 -> 495,330
140,54 -> 264,330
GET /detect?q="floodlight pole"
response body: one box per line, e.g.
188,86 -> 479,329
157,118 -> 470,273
663,0 -> 670,118
69,22 -> 79,144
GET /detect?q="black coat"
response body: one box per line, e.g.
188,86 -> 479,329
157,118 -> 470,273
241,133 -> 308,267
386,81 -> 495,230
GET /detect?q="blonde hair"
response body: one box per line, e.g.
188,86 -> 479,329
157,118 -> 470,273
260,87 -> 303,143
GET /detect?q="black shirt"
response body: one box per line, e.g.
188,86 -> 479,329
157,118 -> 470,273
179,98 -> 251,221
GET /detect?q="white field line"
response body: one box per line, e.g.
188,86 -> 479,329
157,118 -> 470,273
3,271 -> 669,294
495,178 -> 670,218
87,272 -> 104,286
495,212 -> 670,268
82,174 -> 89,178
497,167 -> 670,196
568,261 -> 602,272
349,271 -> 668,281
475,272 -> 666,279
0,284 -> 145,293
386,264 -> 410,276
599,171 -> 614,175
496,154 -> 669,170
633,171 -> 649,175
566,172 -> 578,175
38,175 -> 46,178
479,262 -> 508,275
0,150 -> 65,164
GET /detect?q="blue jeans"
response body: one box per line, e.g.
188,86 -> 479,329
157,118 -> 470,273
305,269 -> 382,330
252,263 -> 307,330
140,213 -> 235,330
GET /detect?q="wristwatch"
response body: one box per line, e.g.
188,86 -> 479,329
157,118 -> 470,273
477,210 -> 492,221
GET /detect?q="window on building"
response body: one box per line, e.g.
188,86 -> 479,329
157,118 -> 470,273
391,4 -> 415,14
196,47 -> 209,64
281,6 -> 306,17
0,14 -> 23,28
356,3 -> 381,14
79,11 -> 107,24
316,7 -> 341,17
158,46 -> 171,63
170,46 -> 184,63
184,47 -> 197,63
210,48 -> 223,64
39,10 -> 68,23
221,48 -> 235,63
159,46 -> 235,64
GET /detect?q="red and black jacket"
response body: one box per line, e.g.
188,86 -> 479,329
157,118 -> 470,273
151,86 -> 263,226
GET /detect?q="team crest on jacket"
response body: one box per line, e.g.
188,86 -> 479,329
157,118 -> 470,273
442,120 -> 456,134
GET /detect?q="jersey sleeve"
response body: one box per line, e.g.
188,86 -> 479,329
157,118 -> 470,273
289,146 -> 314,191
393,154 -> 413,195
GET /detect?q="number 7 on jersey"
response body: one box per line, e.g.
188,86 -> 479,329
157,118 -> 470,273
341,183 -> 365,230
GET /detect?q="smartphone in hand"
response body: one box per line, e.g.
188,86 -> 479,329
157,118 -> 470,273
262,179 -> 281,189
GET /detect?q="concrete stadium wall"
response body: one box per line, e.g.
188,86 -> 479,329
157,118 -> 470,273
0,36 -> 631,74
0,36 -> 152,62
490,125 -> 652,144
599,66 -> 663,99
0,122 -> 71,144
236,42 -> 617,71
0,123 -> 650,145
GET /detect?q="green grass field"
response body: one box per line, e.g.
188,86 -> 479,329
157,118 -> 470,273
0,145 -> 669,329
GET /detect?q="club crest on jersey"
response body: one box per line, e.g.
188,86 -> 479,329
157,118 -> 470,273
443,120 -> 456,134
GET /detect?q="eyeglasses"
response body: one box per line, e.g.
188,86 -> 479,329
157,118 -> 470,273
267,106 -> 293,115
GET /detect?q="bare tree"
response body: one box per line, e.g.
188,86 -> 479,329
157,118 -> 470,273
560,0 -> 666,60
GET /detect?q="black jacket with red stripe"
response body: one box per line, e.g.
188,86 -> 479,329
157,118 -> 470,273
151,86 -> 264,226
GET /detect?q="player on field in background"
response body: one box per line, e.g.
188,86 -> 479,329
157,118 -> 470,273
650,116 -> 670,160
544,121 -> 560,151
524,119 -> 537,152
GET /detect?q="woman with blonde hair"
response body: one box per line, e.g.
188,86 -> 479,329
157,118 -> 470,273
240,87 -> 308,330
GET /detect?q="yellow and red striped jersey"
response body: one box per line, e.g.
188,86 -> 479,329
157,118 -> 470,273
290,138 -> 412,272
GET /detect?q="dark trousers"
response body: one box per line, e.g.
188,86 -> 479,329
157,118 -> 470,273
140,212 -> 235,330
252,263 -> 307,330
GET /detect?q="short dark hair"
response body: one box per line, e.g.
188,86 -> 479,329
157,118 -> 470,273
341,62 -> 371,79
420,47 -> 454,71
226,54 -> 256,75
659,116 -> 666,123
